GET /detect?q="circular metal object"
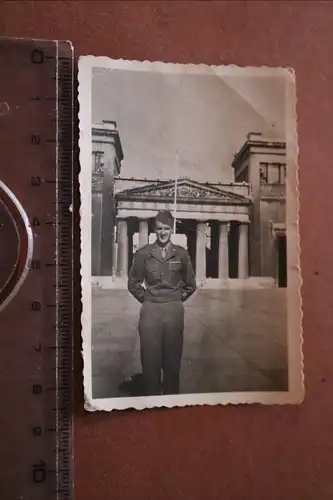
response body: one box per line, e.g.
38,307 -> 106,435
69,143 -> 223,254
0,181 -> 33,312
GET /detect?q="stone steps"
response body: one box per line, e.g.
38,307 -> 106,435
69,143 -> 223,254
92,276 -> 277,290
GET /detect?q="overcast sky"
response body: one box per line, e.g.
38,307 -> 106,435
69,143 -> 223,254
92,66 -> 286,183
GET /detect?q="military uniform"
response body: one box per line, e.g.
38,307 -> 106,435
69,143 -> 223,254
128,241 -> 196,395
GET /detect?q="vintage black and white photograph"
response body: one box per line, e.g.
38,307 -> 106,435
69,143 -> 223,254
79,57 -> 303,411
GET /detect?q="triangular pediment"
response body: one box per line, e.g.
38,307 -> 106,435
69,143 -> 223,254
116,178 -> 249,205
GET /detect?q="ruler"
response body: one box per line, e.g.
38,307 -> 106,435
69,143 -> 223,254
0,38 -> 74,500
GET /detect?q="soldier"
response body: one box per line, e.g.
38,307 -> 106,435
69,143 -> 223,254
128,210 -> 197,396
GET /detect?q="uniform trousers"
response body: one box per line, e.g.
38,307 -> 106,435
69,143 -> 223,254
138,300 -> 184,396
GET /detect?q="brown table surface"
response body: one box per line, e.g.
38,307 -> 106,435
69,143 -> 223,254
2,2 -> 333,499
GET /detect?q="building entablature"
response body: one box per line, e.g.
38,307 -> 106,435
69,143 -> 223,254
232,133 -> 286,170
115,178 -> 251,223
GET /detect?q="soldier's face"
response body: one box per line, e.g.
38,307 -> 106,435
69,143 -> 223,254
155,221 -> 172,246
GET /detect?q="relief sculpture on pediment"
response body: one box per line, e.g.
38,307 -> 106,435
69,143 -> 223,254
138,184 -> 231,200
116,179 -> 249,204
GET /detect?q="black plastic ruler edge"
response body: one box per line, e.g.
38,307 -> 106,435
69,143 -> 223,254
55,40 -> 75,500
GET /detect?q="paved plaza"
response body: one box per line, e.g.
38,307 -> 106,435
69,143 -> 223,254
91,287 -> 288,399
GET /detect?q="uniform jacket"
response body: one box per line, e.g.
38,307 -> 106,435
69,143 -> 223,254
128,242 -> 197,304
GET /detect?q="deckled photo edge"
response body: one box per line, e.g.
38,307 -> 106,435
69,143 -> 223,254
284,70 -> 304,402
78,56 -> 304,411
78,57 -> 94,409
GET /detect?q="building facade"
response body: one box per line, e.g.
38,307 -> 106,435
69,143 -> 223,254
91,127 -> 287,288
91,121 -> 123,276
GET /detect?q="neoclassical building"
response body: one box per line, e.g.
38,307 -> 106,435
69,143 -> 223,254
92,122 -> 287,288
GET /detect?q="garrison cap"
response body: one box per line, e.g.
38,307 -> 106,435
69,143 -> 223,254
155,210 -> 174,228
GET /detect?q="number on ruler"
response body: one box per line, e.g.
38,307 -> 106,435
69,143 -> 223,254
31,301 -> 41,311
31,176 -> 42,187
32,460 -> 46,483
32,426 -> 42,436
31,49 -> 44,64
31,217 -> 41,227
32,384 -> 43,394
31,134 -> 41,145
28,259 -> 41,270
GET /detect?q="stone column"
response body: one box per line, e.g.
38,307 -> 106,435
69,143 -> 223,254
210,221 -> 219,279
196,221 -> 206,281
186,226 -> 196,273
112,225 -> 118,277
91,192 -> 103,275
100,142 -> 116,276
238,223 -> 249,279
218,222 -> 229,279
128,231 -> 133,271
117,219 -> 128,279
138,219 -> 149,248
